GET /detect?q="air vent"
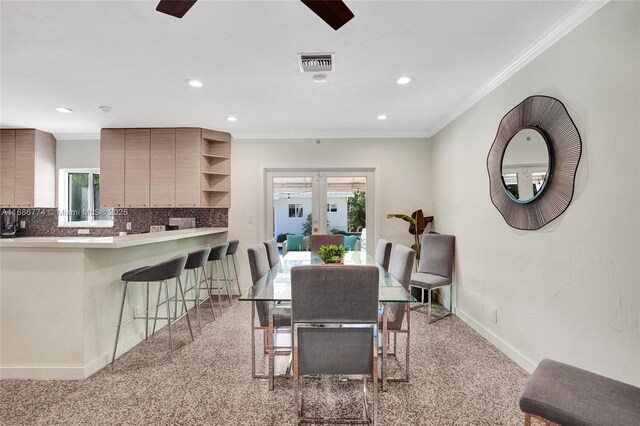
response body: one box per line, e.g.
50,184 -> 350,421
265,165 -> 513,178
298,53 -> 335,73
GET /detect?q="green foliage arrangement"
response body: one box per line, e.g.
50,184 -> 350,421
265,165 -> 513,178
317,244 -> 347,264
347,192 -> 366,232
386,209 -> 434,263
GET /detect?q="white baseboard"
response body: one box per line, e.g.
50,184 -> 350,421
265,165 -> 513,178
1,366 -> 85,380
456,309 -> 537,374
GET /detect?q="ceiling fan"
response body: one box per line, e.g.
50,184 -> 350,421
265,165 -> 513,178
156,0 -> 354,31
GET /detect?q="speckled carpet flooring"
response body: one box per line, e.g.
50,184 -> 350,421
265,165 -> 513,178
1,299 -> 530,425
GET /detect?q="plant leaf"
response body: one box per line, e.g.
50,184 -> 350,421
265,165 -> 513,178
386,213 -> 416,226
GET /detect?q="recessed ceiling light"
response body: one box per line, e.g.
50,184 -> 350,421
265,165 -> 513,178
185,79 -> 203,88
396,76 -> 413,85
226,116 -> 238,122
312,74 -> 327,83
54,106 -> 73,114
376,114 -> 388,120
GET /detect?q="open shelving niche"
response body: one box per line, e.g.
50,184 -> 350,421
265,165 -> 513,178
201,130 -> 231,208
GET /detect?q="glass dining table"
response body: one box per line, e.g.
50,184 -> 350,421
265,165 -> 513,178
240,250 -> 416,390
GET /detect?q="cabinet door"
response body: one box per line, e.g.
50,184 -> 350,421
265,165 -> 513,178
14,130 -> 36,207
124,129 -> 150,207
100,129 -> 125,207
33,131 -> 56,208
150,128 -> 175,207
175,128 -> 201,207
0,130 -> 15,206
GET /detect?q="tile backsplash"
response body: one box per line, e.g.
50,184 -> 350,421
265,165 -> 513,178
10,208 -> 228,237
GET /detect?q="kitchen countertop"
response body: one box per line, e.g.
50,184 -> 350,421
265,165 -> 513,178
0,228 -> 228,249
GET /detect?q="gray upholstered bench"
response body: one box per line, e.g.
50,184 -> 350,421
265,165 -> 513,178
519,359 -> 640,426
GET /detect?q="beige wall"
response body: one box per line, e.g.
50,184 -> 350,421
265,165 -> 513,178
429,1 -> 639,385
228,137 -> 432,285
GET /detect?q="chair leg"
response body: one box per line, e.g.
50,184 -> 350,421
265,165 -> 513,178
144,281 -> 149,340
222,259 -> 232,306
192,269 -> 202,333
111,281 -> 129,364
214,261 -> 224,315
232,254 -> 242,295
200,265 -> 216,320
163,280 -> 173,361
152,281 -> 163,336
524,413 -> 531,426
177,276 -> 194,341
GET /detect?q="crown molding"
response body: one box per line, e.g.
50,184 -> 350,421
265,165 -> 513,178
426,0 -> 610,137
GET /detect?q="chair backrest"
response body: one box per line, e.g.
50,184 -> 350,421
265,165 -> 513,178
208,242 -> 229,261
310,234 -> 344,252
291,265 -> 379,375
247,243 -> 270,284
247,243 -> 273,327
286,234 -> 306,251
385,244 -> 415,330
375,239 -> 392,271
226,239 -> 239,256
343,235 -> 358,251
263,239 -> 280,268
185,247 -> 212,270
418,233 -> 455,278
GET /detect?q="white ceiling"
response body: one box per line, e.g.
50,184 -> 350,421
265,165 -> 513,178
0,0 -> 603,140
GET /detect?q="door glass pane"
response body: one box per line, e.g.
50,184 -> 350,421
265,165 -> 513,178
272,177 -> 313,243
68,173 -> 89,221
326,176 -> 366,248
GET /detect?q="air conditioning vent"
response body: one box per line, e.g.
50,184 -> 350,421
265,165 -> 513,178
298,53 -> 335,73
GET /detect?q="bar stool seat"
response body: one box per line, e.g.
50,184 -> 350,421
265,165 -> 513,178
208,243 -> 231,315
112,254 -> 193,364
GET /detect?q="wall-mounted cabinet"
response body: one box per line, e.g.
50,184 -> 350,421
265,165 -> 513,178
100,127 -> 231,209
0,129 -> 56,208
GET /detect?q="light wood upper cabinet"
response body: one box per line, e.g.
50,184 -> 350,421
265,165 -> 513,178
175,128 -> 201,207
124,129 -> 150,207
150,128 -> 176,207
0,129 -> 55,208
100,129 -> 125,207
0,130 -> 16,206
99,127 -> 231,209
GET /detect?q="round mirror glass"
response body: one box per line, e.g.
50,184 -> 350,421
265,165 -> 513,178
501,128 -> 550,202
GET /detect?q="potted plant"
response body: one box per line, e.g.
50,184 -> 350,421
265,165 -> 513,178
317,244 -> 347,264
386,209 -> 434,266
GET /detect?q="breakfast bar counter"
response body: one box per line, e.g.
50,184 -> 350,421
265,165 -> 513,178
0,228 -> 228,380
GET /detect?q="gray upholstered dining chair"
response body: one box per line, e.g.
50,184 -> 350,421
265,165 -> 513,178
380,244 -> 415,388
291,265 -> 379,425
263,239 -> 281,270
375,239 -> 392,271
247,244 -> 291,386
309,234 -> 344,252
409,233 -> 455,323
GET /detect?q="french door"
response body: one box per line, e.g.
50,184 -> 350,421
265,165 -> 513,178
265,168 -> 374,255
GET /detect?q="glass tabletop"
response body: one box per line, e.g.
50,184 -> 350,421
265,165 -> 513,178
240,251 -> 417,303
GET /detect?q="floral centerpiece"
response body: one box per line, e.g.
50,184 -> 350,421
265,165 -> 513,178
317,244 -> 347,264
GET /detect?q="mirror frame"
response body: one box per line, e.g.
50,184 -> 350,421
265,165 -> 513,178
487,95 -> 582,230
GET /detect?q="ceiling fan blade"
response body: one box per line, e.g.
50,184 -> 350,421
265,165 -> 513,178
156,0 -> 198,19
300,0 -> 354,31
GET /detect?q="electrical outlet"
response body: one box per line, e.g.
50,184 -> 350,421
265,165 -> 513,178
247,215 -> 254,224
490,306 -> 498,323
19,220 -> 26,229
77,229 -> 90,235
126,222 -> 132,230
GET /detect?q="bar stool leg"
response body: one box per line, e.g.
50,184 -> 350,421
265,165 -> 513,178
152,282 -> 163,336
163,280 -> 174,360
201,265 -> 216,319
221,258 -> 232,306
193,268 -> 202,333
177,276 -> 194,341
112,281 -> 129,364
145,281 -> 149,340
214,261 -> 224,315
231,254 -> 241,295
174,279 -> 179,321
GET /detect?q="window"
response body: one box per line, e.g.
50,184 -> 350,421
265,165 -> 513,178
59,169 -> 113,227
327,203 -> 337,213
288,203 -> 304,218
